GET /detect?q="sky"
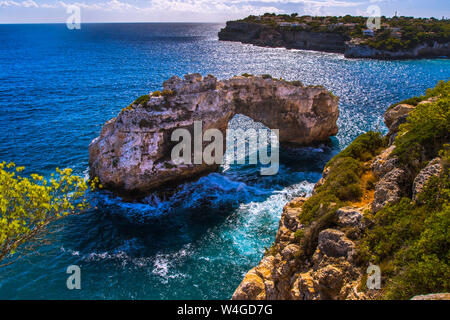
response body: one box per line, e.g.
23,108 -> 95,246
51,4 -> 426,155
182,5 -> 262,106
0,0 -> 449,23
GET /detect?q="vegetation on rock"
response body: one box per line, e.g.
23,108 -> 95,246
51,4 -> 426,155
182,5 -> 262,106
296,131 -> 385,257
236,14 -> 449,51
358,81 -> 450,299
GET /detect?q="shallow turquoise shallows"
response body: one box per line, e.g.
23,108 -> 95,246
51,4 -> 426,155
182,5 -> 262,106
0,23 -> 449,299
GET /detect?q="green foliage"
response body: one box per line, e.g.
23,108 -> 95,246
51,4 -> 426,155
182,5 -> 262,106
326,131 -> 385,168
359,153 -> 450,299
294,229 -> 304,241
161,89 -> 176,97
0,163 -> 96,266
151,91 -> 161,97
134,94 -> 151,105
392,80 -> 450,169
241,73 -> 253,77
293,131 -> 384,260
261,74 -> 272,79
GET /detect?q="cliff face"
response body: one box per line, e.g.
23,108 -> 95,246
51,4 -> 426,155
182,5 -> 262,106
345,41 -> 450,59
89,74 -> 339,198
219,21 -> 450,59
232,82 -> 449,300
219,21 -> 348,53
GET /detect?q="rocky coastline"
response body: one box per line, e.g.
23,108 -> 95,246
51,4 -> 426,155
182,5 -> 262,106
218,21 -> 450,59
232,82 -> 449,300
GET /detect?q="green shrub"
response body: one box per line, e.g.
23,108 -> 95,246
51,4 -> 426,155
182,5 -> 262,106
241,73 -> 253,77
151,91 -> 161,97
294,229 -> 304,241
296,131 -> 384,259
161,89 -> 176,97
289,80 -> 303,87
326,131 -> 384,168
261,74 -> 272,79
359,148 -> 449,299
392,81 -> 450,169
134,94 -> 150,105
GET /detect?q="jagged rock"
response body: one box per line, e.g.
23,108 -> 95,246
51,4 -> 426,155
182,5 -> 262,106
344,41 -> 450,59
384,104 -> 415,129
231,268 -> 266,300
372,167 -> 407,213
316,265 -> 344,299
281,244 -> 301,260
232,255 -> 276,300
384,104 -> 415,145
371,145 -> 398,178
219,21 -> 347,53
336,207 -> 363,228
294,272 -> 319,300
89,74 -> 339,198
411,293 -> 450,300
317,229 -> 356,259
412,158 -> 443,200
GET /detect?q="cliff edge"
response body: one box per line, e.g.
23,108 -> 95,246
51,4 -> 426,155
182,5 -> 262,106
219,19 -> 450,59
233,80 -> 450,300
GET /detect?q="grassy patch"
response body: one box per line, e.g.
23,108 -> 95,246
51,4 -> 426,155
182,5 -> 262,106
294,131 -> 384,258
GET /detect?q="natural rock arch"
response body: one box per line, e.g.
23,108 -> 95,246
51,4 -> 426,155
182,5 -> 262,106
89,74 -> 339,198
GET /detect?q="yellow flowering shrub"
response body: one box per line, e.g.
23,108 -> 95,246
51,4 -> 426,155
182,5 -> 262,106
0,162 -> 96,266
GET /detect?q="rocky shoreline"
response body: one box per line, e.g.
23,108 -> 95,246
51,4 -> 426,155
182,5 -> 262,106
218,21 -> 450,59
232,84 -> 449,300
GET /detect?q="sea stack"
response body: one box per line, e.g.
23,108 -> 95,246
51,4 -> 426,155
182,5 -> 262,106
89,73 -> 339,198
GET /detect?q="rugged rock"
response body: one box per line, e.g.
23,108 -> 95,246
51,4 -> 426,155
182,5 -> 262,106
89,74 -> 339,198
219,21 -> 348,53
344,41 -> 450,59
232,194 -> 366,300
371,145 -> 398,178
219,21 -> 450,59
336,207 -> 363,228
412,157 -> 443,200
372,167 -> 407,213
384,104 -> 415,129
232,84 -> 447,301
317,229 -> 356,260
384,104 -> 415,144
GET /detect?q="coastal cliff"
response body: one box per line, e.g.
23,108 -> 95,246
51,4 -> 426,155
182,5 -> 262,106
219,19 -> 450,59
89,74 -> 339,198
219,21 -> 348,53
233,80 -> 450,300
345,40 -> 450,59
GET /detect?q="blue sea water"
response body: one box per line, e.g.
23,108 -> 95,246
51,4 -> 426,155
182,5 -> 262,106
0,23 -> 448,299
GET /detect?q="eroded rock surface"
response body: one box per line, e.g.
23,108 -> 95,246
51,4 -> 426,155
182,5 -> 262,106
412,157 -> 443,201
89,74 -> 339,198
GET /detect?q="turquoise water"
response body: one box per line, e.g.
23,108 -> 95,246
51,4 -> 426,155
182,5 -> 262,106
0,23 -> 448,299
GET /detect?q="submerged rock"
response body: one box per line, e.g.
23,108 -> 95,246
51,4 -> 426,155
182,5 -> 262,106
89,74 -> 339,198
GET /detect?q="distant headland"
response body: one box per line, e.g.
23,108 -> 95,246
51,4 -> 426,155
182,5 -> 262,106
219,14 -> 450,59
